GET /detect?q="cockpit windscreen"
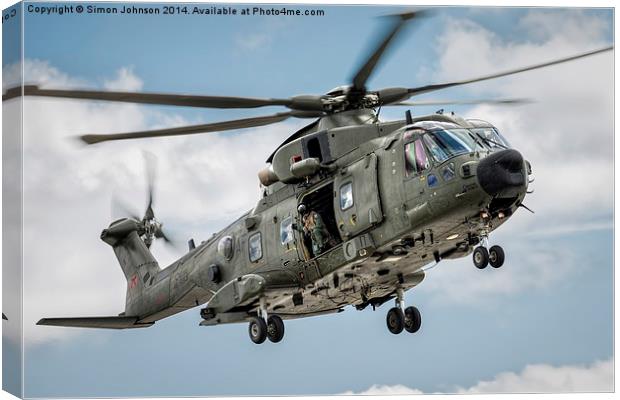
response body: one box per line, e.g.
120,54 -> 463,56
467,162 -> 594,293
422,129 -> 481,163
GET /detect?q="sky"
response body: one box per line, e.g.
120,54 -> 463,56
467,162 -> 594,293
0,2 -> 615,398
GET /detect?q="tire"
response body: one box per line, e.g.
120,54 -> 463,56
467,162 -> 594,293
267,315 -> 285,343
489,245 -> 505,268
473,246 -> 489,269
248,317 -> 267,344
386,307 -> 404,334
404,306 -> 422,333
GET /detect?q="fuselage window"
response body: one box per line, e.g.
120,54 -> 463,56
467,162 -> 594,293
404,139 -> 430,177
217,235 -> 234,260
280,216 -> 294,245
248,232 -> 263,262
340,182 -> 354,210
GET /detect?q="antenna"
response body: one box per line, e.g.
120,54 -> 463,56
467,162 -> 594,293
405,109 -> 413,124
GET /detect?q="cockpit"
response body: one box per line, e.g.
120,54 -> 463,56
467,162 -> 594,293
403,121 -> 511,168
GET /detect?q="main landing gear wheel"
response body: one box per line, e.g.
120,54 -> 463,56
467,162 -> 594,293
248,316 -> 267,344
386,307 -> 405,334
404,306 -> 422,333
489,245 -> 505,268
266,315 -> 285,343
473,246 -> 489,269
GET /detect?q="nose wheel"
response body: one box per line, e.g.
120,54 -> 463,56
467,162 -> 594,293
386,288 -> 422,335
473,245 -> 505,269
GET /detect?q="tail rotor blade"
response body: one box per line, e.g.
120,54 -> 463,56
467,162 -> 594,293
111,196 -> 141,221
142,151 -> 157,220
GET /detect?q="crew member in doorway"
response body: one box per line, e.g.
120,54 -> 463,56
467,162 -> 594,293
296,203 -> 334,257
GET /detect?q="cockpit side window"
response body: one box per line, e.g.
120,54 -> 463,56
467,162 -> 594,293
405,139 -> 430,177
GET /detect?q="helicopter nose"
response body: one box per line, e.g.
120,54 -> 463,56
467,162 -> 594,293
476,149 -> 526,198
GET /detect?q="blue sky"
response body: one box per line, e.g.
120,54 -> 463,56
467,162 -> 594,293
1,2 -> 614,397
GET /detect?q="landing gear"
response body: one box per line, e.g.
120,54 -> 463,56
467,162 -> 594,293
489,245 -> 505,268
386,307 -> 404,334
473,246 -> 489,269
472,245 -> 505,269
386,288 -> 421,335
404,306 -> 421,333
248,297 -> 286,344
472,212 -> 506,269
248,316 -> 267,344
266,315 -> 285,343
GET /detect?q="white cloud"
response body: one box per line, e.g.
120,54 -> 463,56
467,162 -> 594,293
342,384 -> 423,395
457,358 -> 613,394
345,358 -> 613,394
103,66 -> 143,91
5,59 -> 305,345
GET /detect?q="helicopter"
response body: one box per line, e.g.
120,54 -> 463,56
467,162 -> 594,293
4,11 -> 612,344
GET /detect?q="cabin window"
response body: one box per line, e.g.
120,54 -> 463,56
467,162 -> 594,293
280,216 -> 294,245
248,232 -> 263,262
339,182 -> 354,211
404,139 -> 430,177
217,235 -> 234,260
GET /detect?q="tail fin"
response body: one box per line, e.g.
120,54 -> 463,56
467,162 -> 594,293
101,218 -> 160,315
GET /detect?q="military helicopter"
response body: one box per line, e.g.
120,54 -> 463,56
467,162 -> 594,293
4,11 -> 612,344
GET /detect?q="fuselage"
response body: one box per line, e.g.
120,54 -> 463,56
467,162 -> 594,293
125,111 -> 530,325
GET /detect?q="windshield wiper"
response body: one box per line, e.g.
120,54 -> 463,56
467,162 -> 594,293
474,132 -> 508,150
467,131 -> 486,150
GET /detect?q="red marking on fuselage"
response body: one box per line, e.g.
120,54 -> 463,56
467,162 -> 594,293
129,274 -> 138,289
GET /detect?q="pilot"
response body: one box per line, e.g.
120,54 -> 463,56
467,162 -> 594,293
296,203 -> 333,257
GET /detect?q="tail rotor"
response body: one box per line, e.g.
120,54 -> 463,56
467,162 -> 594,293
111,151 -> 176,249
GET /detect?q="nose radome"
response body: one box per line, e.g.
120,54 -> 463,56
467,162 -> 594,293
476,149 -> 526,198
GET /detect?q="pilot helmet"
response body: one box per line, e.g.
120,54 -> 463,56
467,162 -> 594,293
297,204 -> 307,214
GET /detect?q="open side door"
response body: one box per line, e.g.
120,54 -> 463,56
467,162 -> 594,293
334,153 -> 383,239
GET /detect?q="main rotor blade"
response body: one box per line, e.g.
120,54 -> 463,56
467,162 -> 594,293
351,11 -> 425,93
389,98 -> 532,107
2,85 -> 294,109
79,111 -> 324,145
404,45 -> 613,98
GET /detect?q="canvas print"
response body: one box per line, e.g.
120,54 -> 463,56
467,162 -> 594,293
2,2 -> 614,398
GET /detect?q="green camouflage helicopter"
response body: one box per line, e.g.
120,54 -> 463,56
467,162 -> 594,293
4,12 -> 612,344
